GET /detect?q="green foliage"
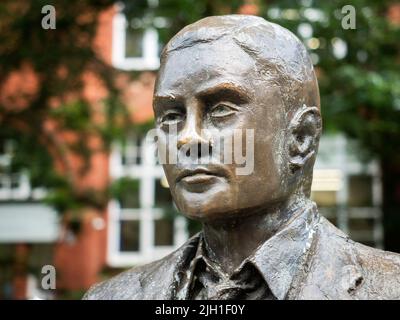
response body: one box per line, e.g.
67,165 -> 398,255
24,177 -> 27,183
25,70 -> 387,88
50,100 -> 91,131
0,0 -> 132,214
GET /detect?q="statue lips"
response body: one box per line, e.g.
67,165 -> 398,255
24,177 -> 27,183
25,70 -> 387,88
176,167 -> 228,189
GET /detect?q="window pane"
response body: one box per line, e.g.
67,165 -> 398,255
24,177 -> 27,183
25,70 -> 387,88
311,191 -> 337,207
318,207 -> 338,225
11,174 -> 19,189
114,178 -> 139,208
349,218 -> 374,231
348,175 -> 372,206
122,136 -> 142,166
119,220 -> 140,252
155,178 -> 173,207
154,178 -> 178,246
125,27 -> 144,58
158,37 -> 165,57
187,219 -> 202,237
154,218 -> 174,246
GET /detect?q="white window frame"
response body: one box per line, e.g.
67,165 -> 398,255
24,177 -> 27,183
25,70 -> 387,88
107,138 -> 188,267
0,140 -> 46,201
0,171 -> 31,200
112,7 -> 160,71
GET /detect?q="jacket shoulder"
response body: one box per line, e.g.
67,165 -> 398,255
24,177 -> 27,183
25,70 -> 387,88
83,264 -> 145,300
83,234 -> 200,300
350,238 -> 400,298
313,217 -> 400,299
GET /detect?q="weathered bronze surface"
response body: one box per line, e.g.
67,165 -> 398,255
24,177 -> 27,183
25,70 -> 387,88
84,15 -> 400,300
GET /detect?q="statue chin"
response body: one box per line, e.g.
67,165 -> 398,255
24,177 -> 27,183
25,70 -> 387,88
174,191 -> 231,222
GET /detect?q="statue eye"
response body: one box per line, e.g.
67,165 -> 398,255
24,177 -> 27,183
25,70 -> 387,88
160,111 -> 184,125
210,103 -> 237,118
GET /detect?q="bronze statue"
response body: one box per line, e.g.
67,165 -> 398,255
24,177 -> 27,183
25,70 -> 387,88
84,15 -> 400,300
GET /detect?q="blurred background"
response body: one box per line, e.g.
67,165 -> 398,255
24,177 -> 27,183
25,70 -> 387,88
0,0 -> 399,299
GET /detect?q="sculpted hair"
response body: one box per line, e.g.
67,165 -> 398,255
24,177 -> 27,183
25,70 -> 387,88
161,15 -> 320,120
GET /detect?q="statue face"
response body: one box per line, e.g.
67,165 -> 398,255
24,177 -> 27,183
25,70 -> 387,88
153,40 -> 290,222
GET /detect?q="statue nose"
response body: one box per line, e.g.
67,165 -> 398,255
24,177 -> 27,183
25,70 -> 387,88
177,108 -> 208,149
177,108 -> 212,161
177,129 -> 208,149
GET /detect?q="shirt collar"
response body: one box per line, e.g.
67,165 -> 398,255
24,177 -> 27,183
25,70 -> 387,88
249,201 -> 320,299
186,201 -> 320,300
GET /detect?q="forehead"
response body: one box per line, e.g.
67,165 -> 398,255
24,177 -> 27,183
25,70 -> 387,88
155,39 -> 258,96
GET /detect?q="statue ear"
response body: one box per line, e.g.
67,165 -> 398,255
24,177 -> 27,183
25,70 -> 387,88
288,105 -> 322,174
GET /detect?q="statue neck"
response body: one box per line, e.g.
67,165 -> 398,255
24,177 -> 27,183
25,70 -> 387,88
202,197 -> 306,275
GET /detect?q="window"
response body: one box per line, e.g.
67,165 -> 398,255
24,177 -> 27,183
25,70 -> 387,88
120,220 -> 140,252
312,134 -> 383,248
0,140 -> 32,200
154,177 -> 173,207
121,136 -> 142,166
154,218 -> 174,246
311,190 -> 337,207
154,178 -> 177,247
348,175 -> 373,207
125,23 -> 145,58
112,4 -> 165,71
107,136 -> 188,267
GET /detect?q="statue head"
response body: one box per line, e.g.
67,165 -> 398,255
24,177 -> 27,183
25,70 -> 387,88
153,15 -> 322,222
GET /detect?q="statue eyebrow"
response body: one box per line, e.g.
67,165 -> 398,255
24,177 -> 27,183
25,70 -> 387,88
153,93 -> 180,103
195,82 -> 250,104
153,94 -> 184,114
153,83 -> 250,113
